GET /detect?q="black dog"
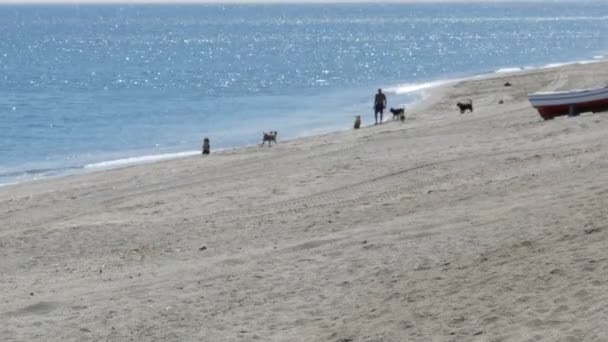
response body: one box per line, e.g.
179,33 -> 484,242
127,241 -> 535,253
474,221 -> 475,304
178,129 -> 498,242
201,137 -> 210,155
353,115 -> 361,129
261,131 -> 278,147
389,107 -> 406,121
456,100 -> 473,114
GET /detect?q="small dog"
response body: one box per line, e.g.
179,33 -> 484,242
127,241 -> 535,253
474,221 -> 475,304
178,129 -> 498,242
261,131 -> 278,147
456,100 -> 473,114
389,107 -> 405,121
201,137 -> 210,155
353,115 -> 361,129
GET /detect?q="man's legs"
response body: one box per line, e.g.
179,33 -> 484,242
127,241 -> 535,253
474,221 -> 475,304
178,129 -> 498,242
375,106 -> 383,124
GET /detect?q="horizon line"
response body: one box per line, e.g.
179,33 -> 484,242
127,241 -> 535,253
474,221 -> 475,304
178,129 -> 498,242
0,0 -> 583,5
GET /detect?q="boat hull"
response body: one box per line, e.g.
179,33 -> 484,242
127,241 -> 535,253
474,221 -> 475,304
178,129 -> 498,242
528,87 -> 608,120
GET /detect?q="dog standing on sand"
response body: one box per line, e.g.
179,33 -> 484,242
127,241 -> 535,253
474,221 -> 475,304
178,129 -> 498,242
389,107 -> 405,121
353,115 -> 361,129
457,100 -> 473,114
261,131 -> 278,147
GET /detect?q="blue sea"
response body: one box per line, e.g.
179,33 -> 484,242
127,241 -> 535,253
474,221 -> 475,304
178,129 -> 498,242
1,3 -> 607,185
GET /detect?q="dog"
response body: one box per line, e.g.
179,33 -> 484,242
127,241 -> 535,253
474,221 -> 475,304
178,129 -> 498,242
201,137 -> 210,155
261,131 -> 278,147
456,100 -> 473,114
353,115 -> 361,129
389,107 -> 405,121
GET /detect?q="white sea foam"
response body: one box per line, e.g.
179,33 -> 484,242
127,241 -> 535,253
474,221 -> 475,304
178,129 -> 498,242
382,55 -> 604,101
575,59 -> 599,66
541,59 -> 601,69
387,55 -> 604,99
493,58 -> 603,76
84,151 -> 200,169
543,62 -> 571,69
495,67 -> 523,74
385,79 -> 455,95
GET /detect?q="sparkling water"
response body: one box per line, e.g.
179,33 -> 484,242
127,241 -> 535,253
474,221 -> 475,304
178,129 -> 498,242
1,3 -> 607,184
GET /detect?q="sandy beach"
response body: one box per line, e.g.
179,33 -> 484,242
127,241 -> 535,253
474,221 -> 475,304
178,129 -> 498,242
2,61 -> 608,341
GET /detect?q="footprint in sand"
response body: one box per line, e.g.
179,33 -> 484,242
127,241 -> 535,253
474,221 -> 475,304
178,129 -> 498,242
5,302 -> 59,316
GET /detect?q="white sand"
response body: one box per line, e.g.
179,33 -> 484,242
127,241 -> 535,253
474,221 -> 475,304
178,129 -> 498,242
2,61 -> 608,341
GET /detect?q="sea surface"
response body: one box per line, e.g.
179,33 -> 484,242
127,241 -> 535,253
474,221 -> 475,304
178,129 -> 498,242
1,3 -> 607,185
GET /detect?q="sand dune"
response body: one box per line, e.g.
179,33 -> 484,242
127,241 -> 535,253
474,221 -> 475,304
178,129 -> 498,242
2,61 -> 608,341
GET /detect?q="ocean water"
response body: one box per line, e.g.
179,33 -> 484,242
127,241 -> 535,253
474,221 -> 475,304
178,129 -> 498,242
1,3 -> 607,185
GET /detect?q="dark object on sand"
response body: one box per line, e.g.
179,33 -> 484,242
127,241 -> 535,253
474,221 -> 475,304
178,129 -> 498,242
353,115 -> 361,129
456,100 -> 473,114
498,100 -> 504,104
261,131 -> 278,147
389,107 -> 405,121
504,81 -> 512,87
202,137 -> 210,155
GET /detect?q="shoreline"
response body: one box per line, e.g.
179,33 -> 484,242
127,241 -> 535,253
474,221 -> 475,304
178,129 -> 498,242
3,55 -> 606,188
3,59 -> 608,341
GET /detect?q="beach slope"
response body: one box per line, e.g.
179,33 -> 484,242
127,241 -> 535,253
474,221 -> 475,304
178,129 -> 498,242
2,61 -> 608,341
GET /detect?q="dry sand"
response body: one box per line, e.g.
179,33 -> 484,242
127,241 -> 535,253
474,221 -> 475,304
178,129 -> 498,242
2,61 -> 608,342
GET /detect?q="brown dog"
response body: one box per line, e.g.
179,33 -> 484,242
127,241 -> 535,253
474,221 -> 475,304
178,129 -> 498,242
261,131 -> 278,147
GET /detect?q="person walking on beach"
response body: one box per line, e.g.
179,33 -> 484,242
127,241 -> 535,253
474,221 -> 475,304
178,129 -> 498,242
374,88 -> 387,124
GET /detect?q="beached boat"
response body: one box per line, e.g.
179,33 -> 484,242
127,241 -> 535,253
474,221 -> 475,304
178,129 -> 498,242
528,86 -> 608,120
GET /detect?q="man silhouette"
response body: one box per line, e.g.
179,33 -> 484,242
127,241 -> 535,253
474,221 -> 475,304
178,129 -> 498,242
374,88 -> 387,124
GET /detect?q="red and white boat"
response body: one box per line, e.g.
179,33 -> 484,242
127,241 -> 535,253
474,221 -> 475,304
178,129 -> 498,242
528,86 -> 608,120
